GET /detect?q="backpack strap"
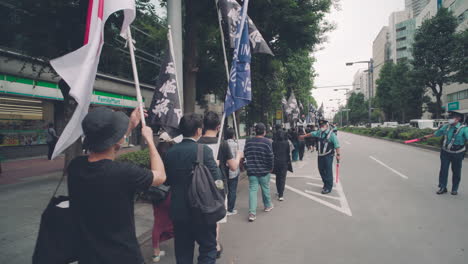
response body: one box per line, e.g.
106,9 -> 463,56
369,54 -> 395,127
197,144 -> 204,165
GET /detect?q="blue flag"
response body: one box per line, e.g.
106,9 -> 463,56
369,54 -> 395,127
224,2 -> 251,117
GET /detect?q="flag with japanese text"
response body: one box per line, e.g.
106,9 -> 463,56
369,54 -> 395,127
224,0 -> 251,117
148,39 -> 182,138
217,0 -> 274,55
50,0 -> 136,159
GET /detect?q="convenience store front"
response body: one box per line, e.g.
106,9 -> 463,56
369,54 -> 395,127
0,74 -> 141,159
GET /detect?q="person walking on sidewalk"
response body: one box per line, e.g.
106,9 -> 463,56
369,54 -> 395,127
225,127 -> 241,215
273,130 -> 292,201
244,123 -> 274,222
46,123 -> 58,160
422,110 -> 468,195
198,111 -> 242,259
67,107 -> 167,264
165,113 -> 221,264
151,132 -> 175,263
300,119 -> 341,195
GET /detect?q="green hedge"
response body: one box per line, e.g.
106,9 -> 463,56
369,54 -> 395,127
116,149 -> 150,169
342,126 -> 441,147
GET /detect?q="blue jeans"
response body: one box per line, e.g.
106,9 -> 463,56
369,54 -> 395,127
227,176 -> 239,212
248,174 -> 272,215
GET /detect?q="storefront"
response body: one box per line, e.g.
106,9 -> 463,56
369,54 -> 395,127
0,73 -> 142,158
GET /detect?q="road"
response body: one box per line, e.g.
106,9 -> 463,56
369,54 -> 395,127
143,132 -> 468,264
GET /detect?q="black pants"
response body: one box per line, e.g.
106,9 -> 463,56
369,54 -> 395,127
298,141 -> 306,160
439,150 -> 464,191
275,163 -> 288,197
173,221 -> 217,264
47,141 -> 57,160
227,176 -> 239,212
318,154 -> 334,191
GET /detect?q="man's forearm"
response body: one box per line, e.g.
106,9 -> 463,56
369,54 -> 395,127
147,140 -> 166,185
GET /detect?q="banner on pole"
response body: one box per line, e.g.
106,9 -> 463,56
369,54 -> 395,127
50,0 -> 136,159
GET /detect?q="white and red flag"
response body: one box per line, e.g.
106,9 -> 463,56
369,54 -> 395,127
50,0 -> 136,159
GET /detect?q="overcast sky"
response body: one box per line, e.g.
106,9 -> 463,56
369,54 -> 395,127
312,0 -> 405,118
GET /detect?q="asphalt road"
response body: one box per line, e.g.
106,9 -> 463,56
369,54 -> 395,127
143,132 -> 468,264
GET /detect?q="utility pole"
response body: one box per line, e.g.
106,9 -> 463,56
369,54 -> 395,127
168,0 -> 184,112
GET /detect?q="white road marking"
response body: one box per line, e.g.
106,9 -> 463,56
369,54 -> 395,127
369,156 -> 409,180
271,179 -> 352,217
285,175 -> 322,180
304,190 -> 341,201
306,182 -> 323,188
345,141 -> 351,145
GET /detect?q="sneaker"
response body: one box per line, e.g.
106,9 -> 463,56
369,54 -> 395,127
227,210 -> 238,216
248,213 -> 256,222
278,197 -> 284,201
152,251 -> 165,263
264,205 -> 274,212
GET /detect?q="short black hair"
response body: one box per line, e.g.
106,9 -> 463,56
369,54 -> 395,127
255,123 -> 266,135
225,127 -> 235,140
204,111 -> 221,131
179,113 -> 203,137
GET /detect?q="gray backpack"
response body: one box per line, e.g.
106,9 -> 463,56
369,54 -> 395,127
188,144 -> 226,224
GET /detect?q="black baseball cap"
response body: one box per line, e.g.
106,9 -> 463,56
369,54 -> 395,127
82,107 -> 129,152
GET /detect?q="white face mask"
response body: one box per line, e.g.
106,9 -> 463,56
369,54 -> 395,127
320,127 -> 327,132
448,118 -> 456,125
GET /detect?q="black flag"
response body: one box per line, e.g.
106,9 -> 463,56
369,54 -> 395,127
217,0 -> 274,55
148,43 -> 182,138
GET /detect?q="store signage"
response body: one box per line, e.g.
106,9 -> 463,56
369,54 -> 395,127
448,102 -> 460,111
0,75 -> 140,108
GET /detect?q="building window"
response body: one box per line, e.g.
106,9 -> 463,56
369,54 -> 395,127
397,36 -> 407,42
447,89 -> 468,103
396,26 -> 407,32
397,47 -> 407,51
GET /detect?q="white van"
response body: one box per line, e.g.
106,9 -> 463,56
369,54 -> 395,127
409,119 -> 442,129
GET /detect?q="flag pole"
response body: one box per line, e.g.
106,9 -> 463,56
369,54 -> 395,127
215,0 -> 240,141
126,27 -> 146,126
168,25 -> 183,111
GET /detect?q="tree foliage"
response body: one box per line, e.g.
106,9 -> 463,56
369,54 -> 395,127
411,8 -> 460,118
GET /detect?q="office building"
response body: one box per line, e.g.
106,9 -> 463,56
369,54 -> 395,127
406,0 -> 431,17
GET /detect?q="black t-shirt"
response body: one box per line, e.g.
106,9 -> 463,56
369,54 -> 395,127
198,136 -> 233,180
67,156 -> 153,264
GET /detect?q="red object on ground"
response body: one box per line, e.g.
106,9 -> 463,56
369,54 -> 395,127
336,162 -> 340,183
404,138 -> 421,144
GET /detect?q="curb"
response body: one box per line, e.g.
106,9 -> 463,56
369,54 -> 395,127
342,131 -> 445,153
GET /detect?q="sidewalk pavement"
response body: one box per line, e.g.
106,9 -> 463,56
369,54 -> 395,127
0,146 -> 140,185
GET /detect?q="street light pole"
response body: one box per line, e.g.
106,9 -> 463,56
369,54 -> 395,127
346,59 -> 374,125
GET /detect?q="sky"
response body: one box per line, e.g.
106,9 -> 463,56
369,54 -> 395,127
312,0 -> 405,119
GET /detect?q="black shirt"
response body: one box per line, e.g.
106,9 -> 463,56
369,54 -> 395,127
198,136 -> 234,181
67,156 -> 153,264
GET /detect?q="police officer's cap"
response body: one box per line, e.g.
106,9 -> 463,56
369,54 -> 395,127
448,111 -> 464,122
318,119 -> 329,126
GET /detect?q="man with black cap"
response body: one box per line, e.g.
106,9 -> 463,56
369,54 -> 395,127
422,110 -> 468,195
67,107 -> 167,264
300,119 -> 341,194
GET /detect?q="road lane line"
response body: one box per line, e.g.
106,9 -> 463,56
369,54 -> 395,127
345,140 -> 351,145
304,190 -> 341,201
306,182 -> 323,188
369,156 -> 409,180
271,179 -> 352,217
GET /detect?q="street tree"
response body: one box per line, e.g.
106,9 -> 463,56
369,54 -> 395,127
411,8 -> 459,118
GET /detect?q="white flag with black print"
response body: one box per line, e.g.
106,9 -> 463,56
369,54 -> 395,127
217,0 -> 274,55
148,44 -> 182,138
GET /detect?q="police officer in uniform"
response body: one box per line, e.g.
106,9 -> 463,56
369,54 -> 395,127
300,120 -> 341,194
423,111 -> 468,195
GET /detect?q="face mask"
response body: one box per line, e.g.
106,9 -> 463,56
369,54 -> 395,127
320,127 -> 327,132
448,118 -> 456,125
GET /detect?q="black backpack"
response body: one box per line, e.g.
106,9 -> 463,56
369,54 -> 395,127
188,144 -> 226,224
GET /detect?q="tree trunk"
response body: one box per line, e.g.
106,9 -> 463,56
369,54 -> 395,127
183,0 -> 199,113
58,80 -> 83,176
